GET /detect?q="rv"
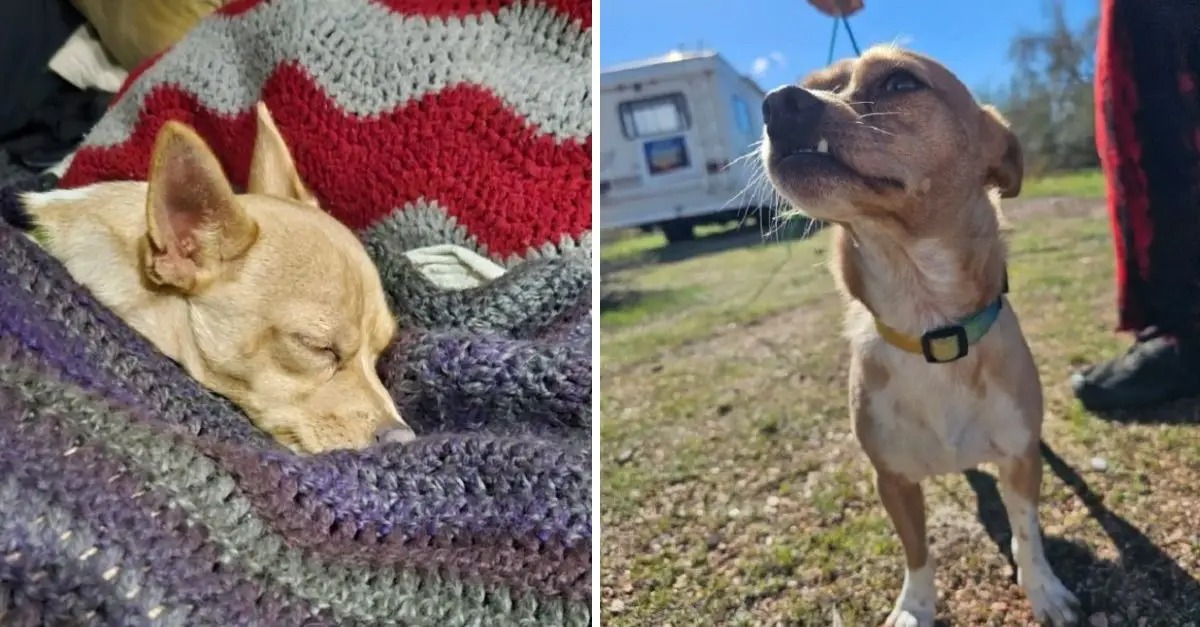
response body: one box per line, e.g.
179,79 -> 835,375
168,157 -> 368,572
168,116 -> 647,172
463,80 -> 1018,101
599,51 -> 767,243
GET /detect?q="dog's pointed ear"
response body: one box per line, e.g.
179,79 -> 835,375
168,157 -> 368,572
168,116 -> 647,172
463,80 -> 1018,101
247,102 -> 319,208
980,105 -> 1023,199
143,121 -> 259,292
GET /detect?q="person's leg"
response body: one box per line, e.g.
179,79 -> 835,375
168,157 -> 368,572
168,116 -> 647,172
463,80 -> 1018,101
1072,0 -> 1200,411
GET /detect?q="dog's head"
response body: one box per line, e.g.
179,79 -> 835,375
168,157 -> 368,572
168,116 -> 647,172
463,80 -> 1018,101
141,104 -> 412,453
760,46 -> 1022,226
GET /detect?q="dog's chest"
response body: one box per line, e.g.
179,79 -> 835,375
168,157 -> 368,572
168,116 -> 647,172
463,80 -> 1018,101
858,350 -> 1033,482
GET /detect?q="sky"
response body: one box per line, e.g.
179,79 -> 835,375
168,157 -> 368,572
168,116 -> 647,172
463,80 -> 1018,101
599,0 -> 1098,95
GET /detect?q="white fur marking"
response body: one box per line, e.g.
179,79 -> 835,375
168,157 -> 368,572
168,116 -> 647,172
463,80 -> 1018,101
857,344 -> 1033,481
887,562 -> 936,627
909,237 -> 961,300
999,477 -> 1079,626
850,234 -> 977,335
21,185 -> 96,209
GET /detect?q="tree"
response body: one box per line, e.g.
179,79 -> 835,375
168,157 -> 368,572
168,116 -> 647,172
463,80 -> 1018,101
989,0 -> 1100,175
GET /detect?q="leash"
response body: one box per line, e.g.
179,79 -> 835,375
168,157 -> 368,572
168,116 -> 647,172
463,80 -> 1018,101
826,1 -> 862,64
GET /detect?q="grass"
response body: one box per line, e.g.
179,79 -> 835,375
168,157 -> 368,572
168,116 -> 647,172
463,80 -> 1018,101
1020,169 -> 1106,199
602,230 -> 667,263
599,194 -> 1200,625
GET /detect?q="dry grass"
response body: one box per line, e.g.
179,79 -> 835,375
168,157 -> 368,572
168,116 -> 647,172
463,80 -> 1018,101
599,197 -> 1200,626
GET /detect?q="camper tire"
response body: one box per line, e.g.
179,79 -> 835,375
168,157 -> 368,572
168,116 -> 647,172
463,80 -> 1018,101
661,221 -> 695,244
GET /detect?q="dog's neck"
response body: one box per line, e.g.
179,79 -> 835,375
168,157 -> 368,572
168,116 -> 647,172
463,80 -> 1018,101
834,189 -> 1008,337
27,183 -> 205,372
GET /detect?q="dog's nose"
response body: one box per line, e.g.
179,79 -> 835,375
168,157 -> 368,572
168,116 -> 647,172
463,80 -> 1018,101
762,86 -> 825,153
376,423 -> 416,444
762,85 -> 822,125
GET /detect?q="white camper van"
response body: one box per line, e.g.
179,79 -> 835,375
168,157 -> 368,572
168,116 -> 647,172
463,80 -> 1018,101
599,51 -> 767,243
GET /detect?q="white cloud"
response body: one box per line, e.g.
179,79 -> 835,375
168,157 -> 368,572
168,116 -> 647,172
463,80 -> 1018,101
751,50 -> 788,77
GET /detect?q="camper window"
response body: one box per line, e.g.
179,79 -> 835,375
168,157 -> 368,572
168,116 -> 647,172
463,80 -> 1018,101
732,95 -> 753,134
619,93 -> 690,138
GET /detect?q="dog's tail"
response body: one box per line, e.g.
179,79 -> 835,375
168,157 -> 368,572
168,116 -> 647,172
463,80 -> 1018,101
0,174 -> 57,232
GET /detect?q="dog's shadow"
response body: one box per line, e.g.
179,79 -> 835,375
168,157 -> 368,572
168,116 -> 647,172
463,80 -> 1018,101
963,442 -> 1200,622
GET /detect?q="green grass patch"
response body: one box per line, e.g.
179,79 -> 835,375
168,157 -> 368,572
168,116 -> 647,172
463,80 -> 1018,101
600,235 -> 833,367
601,230 -> 666,262
1022,169 -> 1105,198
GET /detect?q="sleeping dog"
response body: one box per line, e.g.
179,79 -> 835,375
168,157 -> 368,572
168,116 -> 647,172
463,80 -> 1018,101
6,104 -> 413,454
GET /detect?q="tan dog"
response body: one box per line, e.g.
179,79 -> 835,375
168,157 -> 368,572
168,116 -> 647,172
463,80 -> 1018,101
16,104 -> 414,454
760,47 -> 1079,626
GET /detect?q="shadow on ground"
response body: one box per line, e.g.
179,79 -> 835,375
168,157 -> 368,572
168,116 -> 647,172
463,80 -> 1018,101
602,219 -> 824,275
964,442 -> 1200,623
1090,395 -> 1200,425
599,285 -> 688,314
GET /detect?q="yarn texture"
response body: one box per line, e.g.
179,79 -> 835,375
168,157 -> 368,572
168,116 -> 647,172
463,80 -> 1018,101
0,0 -> 591,624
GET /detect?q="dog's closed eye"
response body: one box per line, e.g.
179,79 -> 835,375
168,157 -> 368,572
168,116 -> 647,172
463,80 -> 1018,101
288,333 -> 340,365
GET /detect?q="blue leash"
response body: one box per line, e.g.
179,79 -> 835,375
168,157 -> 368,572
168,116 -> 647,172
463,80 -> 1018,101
826,7 -> 862,64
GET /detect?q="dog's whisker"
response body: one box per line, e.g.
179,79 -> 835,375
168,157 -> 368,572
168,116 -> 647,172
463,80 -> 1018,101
729,154 -> 778,231
856,121 -> 896,137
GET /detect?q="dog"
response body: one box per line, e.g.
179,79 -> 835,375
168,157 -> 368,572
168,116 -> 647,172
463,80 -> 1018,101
9,104 -> 414,454
760,46 -> 1080,626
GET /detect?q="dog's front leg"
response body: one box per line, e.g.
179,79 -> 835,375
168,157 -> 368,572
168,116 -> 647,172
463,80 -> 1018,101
997,443 -> 1080,626
876,469 -> 936,627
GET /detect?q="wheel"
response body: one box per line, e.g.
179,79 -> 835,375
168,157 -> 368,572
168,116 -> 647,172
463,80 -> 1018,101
661,221 -> 695,244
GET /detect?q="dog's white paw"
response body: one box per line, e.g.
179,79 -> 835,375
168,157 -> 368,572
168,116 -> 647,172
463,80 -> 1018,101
1022,566 -> 1080,626
884,607 -> 935,627
885,564 -> 936,627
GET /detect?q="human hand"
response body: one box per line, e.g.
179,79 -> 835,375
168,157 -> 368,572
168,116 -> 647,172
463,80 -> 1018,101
807,0 -> 864,17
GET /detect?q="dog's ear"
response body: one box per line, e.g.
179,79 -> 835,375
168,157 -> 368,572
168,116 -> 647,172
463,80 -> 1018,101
980,105 -> 1023,199
247,102 -> 319,208
143,121 -> 259,292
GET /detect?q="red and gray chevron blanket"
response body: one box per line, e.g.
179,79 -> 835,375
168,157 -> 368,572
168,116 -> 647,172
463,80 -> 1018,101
0,0 -> 591,624
62,0 -> 591,260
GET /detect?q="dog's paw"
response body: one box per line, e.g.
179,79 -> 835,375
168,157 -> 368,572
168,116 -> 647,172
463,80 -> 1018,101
1023,567 -> 1080,626
885,565 -> 936,627
884,607 -> 934,627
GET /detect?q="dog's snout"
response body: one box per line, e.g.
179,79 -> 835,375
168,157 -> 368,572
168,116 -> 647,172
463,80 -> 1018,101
375,422 -> 416,444
763,86 -> 825,153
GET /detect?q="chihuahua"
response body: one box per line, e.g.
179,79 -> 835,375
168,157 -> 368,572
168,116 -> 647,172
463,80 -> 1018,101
11,104 -> 413,454
761,47 -> 1079,626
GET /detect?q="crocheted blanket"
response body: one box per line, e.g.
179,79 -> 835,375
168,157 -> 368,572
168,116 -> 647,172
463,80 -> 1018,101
0,1 -> 591,625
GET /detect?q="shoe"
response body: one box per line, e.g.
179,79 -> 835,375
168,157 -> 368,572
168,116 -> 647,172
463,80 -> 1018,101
1070,328 -> 1200,411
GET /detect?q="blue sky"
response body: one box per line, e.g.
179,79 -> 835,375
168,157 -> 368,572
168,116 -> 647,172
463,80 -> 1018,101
599,0 -> 1098,94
